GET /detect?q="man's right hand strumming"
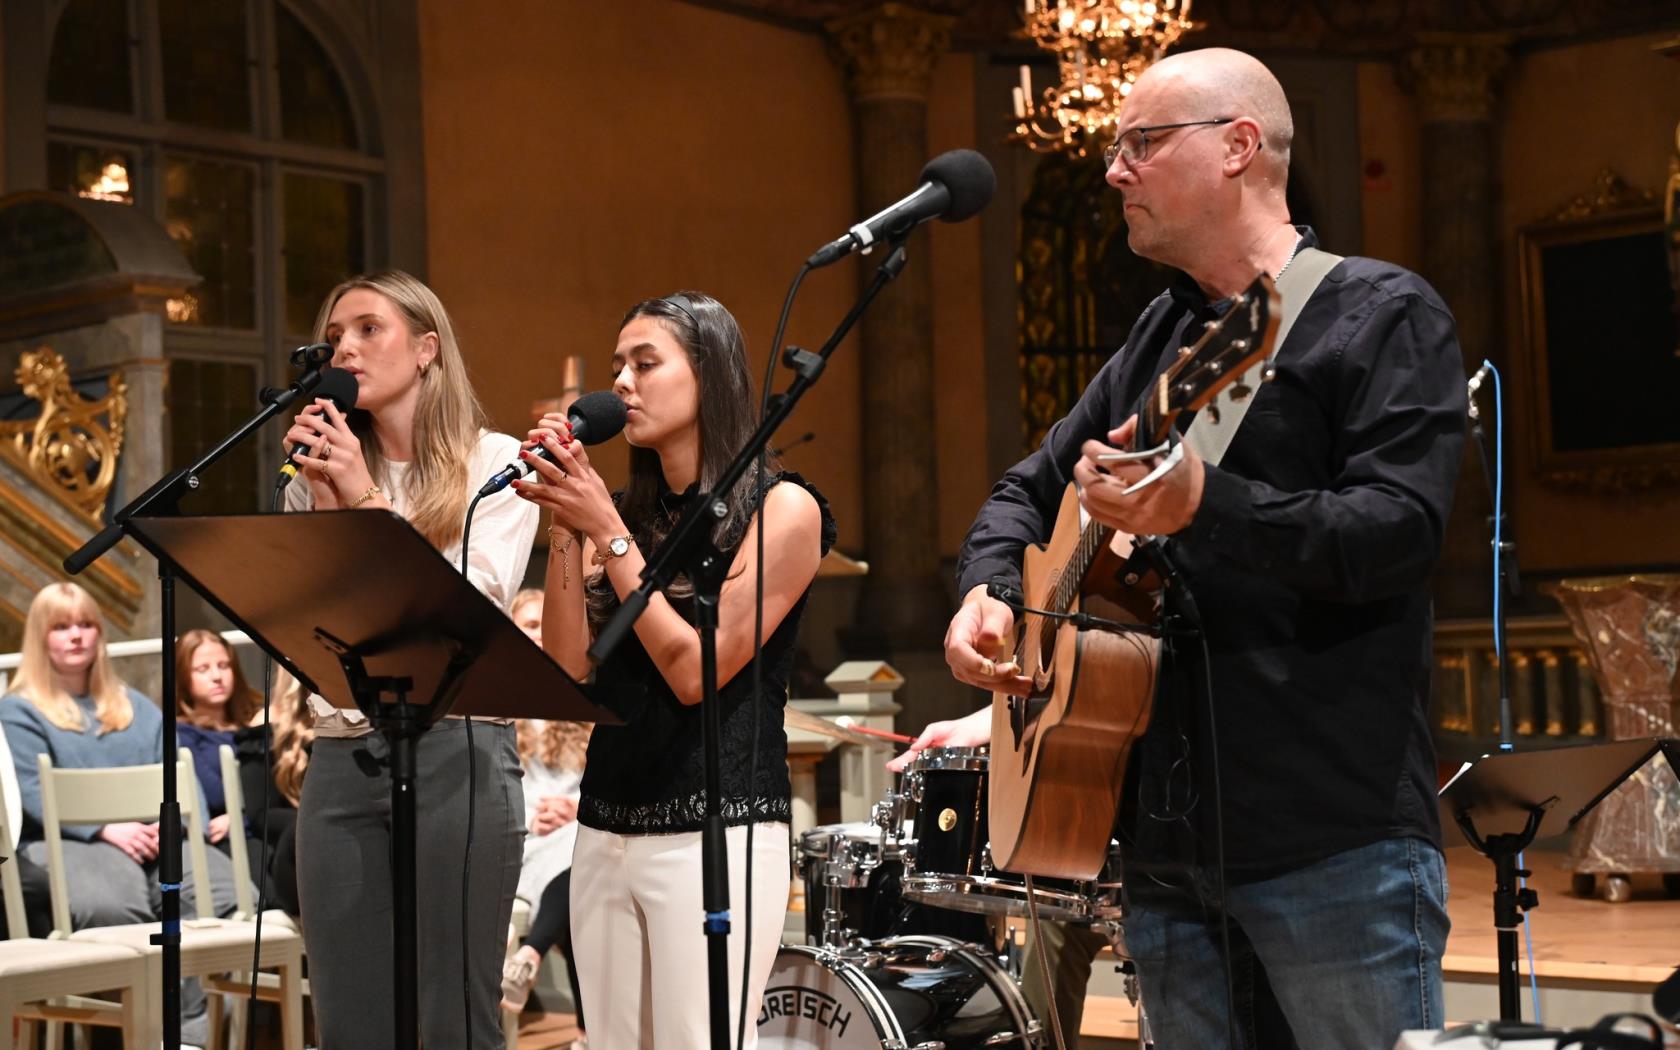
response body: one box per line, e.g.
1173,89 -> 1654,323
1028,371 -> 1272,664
886,584 -> 1036,772
944,584 -> 1032,695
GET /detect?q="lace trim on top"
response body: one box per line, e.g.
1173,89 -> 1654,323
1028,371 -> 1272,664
578,792 -> 791,835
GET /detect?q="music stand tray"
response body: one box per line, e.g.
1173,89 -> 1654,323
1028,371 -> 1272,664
126,510 -> 619,1048
1438,738 -> 1669,1023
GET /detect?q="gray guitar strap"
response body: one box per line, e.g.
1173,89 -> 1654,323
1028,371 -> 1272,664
1182,246 -> 1343,467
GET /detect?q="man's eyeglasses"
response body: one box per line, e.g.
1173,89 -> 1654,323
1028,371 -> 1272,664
1102,118 -> 1237,168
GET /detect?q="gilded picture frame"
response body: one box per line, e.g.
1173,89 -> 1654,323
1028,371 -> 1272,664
1516,170 -> 1680,492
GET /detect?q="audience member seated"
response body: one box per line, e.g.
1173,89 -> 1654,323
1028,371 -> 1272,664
501,587 -> 589,1043
233,668 -> 312,918
174,628 -> 260,857
0,581 -> 239,1046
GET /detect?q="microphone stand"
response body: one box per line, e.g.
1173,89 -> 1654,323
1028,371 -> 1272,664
589,237 -> 911,1050
1465,370 -> 1536,1021
62,355 -> 330,1050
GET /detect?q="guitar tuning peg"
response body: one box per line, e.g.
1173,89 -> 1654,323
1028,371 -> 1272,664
1205,403 -> 1222,425
1229,381 -> 1253,402
1262,363 -> 1278,383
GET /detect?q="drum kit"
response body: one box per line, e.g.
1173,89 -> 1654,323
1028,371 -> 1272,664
760,745 -> 1143,1050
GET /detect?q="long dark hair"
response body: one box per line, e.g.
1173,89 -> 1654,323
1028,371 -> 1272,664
586,291 -> 778,623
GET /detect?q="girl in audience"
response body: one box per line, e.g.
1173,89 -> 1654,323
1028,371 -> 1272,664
233,667 -> 313,917
0,580 -> 238,1046
500,588 -> 590,1035
174,628 -> 260,855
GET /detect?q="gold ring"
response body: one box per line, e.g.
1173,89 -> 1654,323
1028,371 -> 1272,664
320,443 -> 332,462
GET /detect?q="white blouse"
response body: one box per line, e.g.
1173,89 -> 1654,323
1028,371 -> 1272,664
285,430 -> 540,737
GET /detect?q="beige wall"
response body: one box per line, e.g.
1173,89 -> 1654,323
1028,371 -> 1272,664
1356,61 -> 1421,274
926,51 -> 989,556
1356,36 -> 1680,579
1500,34 -> 1680,573
418,0 -> 864,550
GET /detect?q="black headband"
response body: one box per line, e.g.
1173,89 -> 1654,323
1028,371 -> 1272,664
662,294 -> 699,329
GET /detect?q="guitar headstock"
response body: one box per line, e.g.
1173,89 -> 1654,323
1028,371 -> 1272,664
1141,273 -> 1282,447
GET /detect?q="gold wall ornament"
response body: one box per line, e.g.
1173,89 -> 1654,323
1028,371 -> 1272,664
1400,32 -> 1512,124
824,3 -> 955,103
1009,0 -> 1200,156
0,347 -> 128,518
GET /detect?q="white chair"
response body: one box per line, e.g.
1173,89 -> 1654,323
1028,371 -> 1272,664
205,743 -> 310,1050
36,749 -> 306,1050
0,752 -> 152,1049
503,894 -> 533,1045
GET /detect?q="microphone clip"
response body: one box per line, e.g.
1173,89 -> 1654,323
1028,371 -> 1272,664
986,577 -> 1164,639
290,342 -> 333,369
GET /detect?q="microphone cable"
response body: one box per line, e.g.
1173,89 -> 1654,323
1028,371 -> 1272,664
245,482 -> 287,1046
457,487 -> 490,1048
734,259 -> 813,1050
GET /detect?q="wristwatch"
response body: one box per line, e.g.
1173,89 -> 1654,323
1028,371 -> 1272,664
592,535 -> 633,565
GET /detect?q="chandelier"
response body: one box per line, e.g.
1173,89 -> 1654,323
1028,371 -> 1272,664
1009,0 -> 1199,156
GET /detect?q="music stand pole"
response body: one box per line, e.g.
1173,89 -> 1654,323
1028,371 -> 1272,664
590,239 -> 911,1050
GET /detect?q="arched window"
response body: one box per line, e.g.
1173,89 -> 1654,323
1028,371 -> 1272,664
43,0 -> 380,512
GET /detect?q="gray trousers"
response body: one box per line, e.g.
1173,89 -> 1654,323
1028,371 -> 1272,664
21,831 -> 242,1044
1020,918 -> 1109,1050
296,719 -> 524,1050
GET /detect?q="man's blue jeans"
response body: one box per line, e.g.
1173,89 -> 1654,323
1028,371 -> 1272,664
1121,836 -> 1450,1050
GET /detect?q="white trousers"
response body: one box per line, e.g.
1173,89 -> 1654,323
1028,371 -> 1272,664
571,821 -> 791,1049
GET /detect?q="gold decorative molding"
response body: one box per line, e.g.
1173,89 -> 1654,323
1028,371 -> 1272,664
825,3 -> 954,104
1544,168 -> 1656,224
0,347 -> 127,519
0,470 -> 141,629
1400,32 -> 1511,123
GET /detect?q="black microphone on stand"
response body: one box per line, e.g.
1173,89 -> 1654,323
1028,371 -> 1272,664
807,149 -> 996,268
477,390 -> 628,497
276,367 -> 360,490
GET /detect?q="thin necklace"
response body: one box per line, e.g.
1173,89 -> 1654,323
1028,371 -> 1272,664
1274,231 -> 1304,280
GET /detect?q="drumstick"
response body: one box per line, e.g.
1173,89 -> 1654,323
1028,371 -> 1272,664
833,716 -> 916,744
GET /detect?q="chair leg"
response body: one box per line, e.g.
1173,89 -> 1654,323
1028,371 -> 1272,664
207,988 -> 225,1050
502,1003 -> 521,1047
226,990 -> 248,1050
120,985 -> 142,1050
40,1020 -> 59,1050
279,960 -> 304,1050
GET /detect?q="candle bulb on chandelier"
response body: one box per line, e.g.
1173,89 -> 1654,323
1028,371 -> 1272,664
1012,86 -> 1027,118
1019,64 -> 1033,106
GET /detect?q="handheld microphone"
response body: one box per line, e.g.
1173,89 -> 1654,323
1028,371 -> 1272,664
807,149 -> 996,268
276,367 -> 359,490
478,390 -> 628,498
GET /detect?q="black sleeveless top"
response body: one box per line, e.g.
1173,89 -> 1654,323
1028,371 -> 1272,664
577,473 -> 836,836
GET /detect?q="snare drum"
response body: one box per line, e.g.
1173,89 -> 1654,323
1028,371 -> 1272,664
795,822 -> 1000,948
899,747 -> 1122,923
757,935 -> 1041,1048
795,822 -> 905,946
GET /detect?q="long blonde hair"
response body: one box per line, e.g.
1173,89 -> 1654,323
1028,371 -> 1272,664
11,582 -> 133,734
266,669 -> 314,807
515,719 -> 590,773
508,588 -> 590,771
312,270 -> 489,550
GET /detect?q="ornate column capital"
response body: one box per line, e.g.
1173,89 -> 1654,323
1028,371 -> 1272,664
824,3 -> 954,104
1400,32 -> 1512,123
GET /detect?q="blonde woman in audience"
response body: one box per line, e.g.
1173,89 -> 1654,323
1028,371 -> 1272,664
233,667 -> 314,917
0,581 -> 238,1046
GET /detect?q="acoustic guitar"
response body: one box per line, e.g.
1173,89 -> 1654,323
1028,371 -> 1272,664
988,274 -> 1281,879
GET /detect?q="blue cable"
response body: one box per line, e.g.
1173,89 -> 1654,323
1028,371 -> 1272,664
1484,359 -> 1543,1022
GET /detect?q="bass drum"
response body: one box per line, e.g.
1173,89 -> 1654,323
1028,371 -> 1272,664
757,936 -> 1041,1049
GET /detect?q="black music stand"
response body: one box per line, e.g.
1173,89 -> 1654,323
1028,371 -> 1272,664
1439,738 -> 1678,1022
123,509 -> 620,1049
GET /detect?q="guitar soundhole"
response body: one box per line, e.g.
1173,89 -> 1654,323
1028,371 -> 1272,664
1008,693 -> 1052,752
